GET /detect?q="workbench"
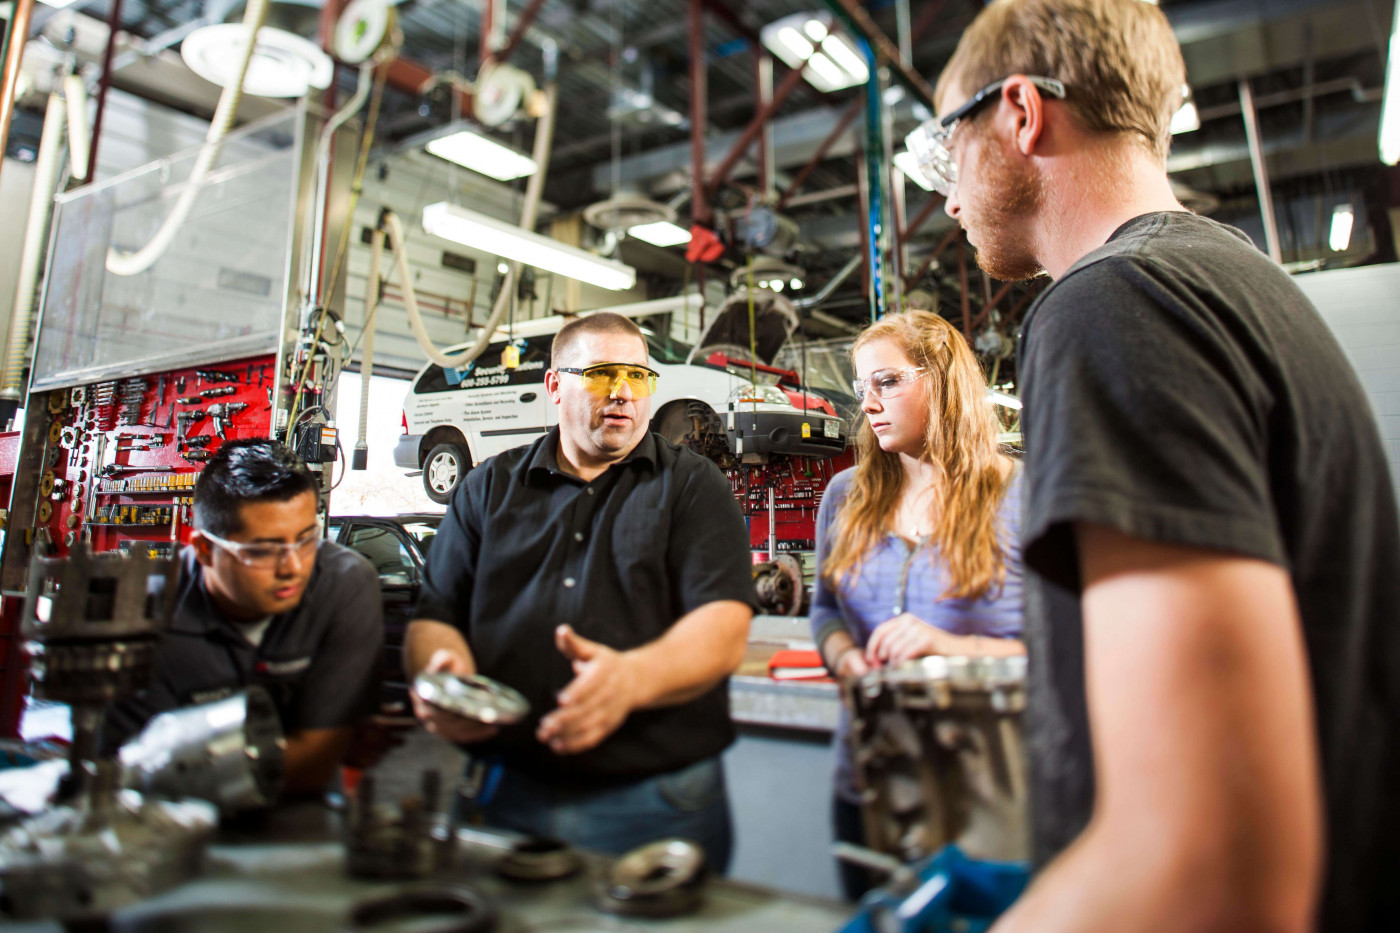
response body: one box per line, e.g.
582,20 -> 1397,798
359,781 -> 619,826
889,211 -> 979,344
7,802 -> 853,932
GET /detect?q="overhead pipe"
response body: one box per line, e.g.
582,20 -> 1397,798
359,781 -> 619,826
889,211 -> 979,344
688,0 -> 710,225
794,253 -> 862,309
0,90 -> 67,409
1238,79 -> 1283,263
900,196 -> 944,243
860,37 -> 886,321
777,99 -> 860,210
497,0 -> 550,66
85,0 -> 125,183
902,225 -> 962,290
704,22 -> 833,201
777,2 -> 945,211
0,0 -> 38,191
819,0 -> 936,110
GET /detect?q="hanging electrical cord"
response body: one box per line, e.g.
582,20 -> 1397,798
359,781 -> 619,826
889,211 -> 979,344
285,56 -> 394,436
106,0 -> 270,276
353,228 -> 385,470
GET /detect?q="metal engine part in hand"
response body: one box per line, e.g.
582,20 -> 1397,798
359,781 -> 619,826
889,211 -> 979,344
847,655 -> 1030,864
345,771 -> 453,880
594,838 -> 707,918
120,687 -> 285,813
0,783 -> 217,920
412,672 -> 530,725
495,836 -> 583,882
752,554 -> 805,617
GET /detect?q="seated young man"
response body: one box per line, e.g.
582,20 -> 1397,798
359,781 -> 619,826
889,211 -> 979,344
103,439 -> 384,795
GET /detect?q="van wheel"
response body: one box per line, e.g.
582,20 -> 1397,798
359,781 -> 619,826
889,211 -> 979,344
423,442 -> 470,504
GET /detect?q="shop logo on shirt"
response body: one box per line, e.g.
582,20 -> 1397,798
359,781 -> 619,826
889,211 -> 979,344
257,656 -> 312,676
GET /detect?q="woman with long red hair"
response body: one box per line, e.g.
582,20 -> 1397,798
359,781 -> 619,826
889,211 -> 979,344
811,309 -> 1025,899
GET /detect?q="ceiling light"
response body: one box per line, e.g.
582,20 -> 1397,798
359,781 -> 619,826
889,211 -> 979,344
426,128 -> 538,181
497,262 -> 510,274
38,0 -> 81,8
1329,204 -> 1355,252
790,278 -> 804,290
181,24 -> 333,98
762,13 -> 870,93
423,202 -> 637,291
988,390 -> 1023,410
628,221 -> 692,247
1382,5 -> 1400,165
894,150 -> 935,191
1170,100 -> 1200,135
770,280 -> 784,292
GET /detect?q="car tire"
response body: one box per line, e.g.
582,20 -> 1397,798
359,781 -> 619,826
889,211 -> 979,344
422,442 -> 470,504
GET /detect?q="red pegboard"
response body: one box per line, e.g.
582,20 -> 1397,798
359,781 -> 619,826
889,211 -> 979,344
35,354 -> 278,560
728,448 -> 856,553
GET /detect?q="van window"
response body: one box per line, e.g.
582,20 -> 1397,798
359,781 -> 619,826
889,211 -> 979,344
413,337 -> 552,394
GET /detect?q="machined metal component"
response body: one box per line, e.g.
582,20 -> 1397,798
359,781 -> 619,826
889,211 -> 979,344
847,655 -> 1029,864
495,836 -> 582,882
0,781 -> 217,920
412,672 -> 529,725
594,838 -> 708,918
120,688 -> 285,813
752,553 -> 804,617
344,771 -> 452,880
1,547 -> 214,922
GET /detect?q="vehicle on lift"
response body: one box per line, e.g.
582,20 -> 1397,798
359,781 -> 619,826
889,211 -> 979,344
327,513 -> 443,714
394,299 -> 847,503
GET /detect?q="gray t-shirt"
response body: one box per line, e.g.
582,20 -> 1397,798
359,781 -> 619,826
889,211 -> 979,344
103,541 -> 384,751
1019,212 -> 1400,931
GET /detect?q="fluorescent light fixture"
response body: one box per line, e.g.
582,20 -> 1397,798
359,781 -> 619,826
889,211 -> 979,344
762,14 -> 869,93
1329,204 -> 1355,252
894,150 -> 935,191
38,0 -> 81,8
426,129 -> 538,181
988,390 -> 1023,410
1170,101 -> 1200,134
628,221 -> 692,247
1382,5 -> 1400,165
423,202 -> 637,291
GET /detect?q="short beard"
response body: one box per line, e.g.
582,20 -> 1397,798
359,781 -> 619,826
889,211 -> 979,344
967,137 -> 1045,282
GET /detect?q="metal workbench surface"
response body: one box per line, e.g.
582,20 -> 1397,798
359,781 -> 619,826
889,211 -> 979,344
8,803 -> 853,932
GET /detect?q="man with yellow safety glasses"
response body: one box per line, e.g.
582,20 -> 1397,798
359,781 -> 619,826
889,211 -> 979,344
405,311 -> 756,872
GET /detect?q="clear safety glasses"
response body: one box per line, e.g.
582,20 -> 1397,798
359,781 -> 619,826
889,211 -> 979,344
201,529 -> 320,568
853,367 -> 929,401
904,75 -> 1067,196
556,362 -> 661,399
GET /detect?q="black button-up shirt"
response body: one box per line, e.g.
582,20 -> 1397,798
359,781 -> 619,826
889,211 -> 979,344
416,428 -> 757,783
102,543 -> 383,752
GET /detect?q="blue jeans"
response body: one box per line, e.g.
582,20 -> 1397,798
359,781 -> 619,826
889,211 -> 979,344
458,756 -> 734,874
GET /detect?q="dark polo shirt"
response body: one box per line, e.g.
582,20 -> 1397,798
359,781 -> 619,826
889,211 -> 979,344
102,541 -> 383,752
416,428 -> 757,783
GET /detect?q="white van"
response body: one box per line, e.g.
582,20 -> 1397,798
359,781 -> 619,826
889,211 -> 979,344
394,299 -> 847,503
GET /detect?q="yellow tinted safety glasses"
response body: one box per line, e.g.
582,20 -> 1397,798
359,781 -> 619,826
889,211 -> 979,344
556,362 -> 660,398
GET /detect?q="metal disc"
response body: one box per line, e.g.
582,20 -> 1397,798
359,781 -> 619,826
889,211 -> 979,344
412,672 -> 529,725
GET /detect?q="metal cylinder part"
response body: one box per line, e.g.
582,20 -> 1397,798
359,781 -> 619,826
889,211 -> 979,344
120,687 -> 285,812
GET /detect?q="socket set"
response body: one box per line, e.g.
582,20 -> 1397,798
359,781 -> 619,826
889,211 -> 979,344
97,474 -> 199,495
90,499 -> 192,527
